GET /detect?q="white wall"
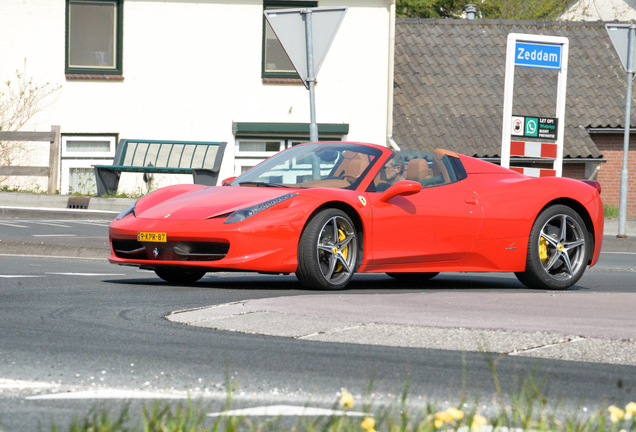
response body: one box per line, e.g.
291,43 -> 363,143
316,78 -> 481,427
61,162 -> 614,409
560,0 -> 636,21
0,0 -> 392,193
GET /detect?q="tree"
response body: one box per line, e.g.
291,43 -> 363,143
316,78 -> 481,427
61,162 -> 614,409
396,0 -> 571,20
0,60 -> 60,134
0,60 -> 61,188
396,0 -> 468,19
478,0 -> 570,20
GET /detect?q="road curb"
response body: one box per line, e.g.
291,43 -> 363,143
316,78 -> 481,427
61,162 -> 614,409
0,240 -> 109,259
0,192 -> 135,213
0,206 -> 118,221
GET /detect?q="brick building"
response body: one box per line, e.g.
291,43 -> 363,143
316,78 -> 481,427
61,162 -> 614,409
392,18 -> 636,216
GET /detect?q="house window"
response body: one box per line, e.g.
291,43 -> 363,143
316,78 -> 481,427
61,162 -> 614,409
235,139 -> 307,173
232,122 -> 350,175
66,0 -> 123,75
60,134 -> 117,194
262,0 -> 316,79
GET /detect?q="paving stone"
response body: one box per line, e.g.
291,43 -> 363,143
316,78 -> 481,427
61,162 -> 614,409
190,311 -> 359,338
302,323 -> 576,354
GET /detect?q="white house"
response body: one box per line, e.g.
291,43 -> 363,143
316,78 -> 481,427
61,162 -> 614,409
560,0 -> 636,20
1,0 -> 395,195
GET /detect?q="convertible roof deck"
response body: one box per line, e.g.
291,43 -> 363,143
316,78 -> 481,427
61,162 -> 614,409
481,157 -> 606,163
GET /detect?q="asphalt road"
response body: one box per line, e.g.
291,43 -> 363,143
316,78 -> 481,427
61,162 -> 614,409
1,255 -> 635,431
0,213 -> 635,431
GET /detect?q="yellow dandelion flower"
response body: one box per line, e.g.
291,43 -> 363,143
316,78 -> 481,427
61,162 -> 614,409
361,416 -> 376,432
339,389 -> 354,409
434,410 -> 454,428
625,402 -> 636,419
446,407 -> 464,420
471,414 -> 487,430
608,405 -> 625,423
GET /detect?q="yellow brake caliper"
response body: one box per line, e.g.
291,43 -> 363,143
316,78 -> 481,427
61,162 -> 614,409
539,237 -> 548,262
335,228 -> 349,272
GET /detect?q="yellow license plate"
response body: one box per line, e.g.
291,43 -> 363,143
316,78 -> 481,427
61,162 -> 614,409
137,232 -> 167,242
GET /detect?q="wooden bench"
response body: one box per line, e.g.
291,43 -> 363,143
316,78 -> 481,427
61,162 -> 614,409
93,139 -> 227,197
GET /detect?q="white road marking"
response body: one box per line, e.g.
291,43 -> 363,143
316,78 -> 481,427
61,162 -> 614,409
71,221 -> 111,227
0,275 -> 45,278
601,252 -> 636,255
31,221 -> 71,228
46,273 -> 126,276
32,234 -> 77,237
26,389 -> 188,400
0,379 -> 59,390
0,222 -> 29,228
208,405 -> 368,417
0,253 -> 105,260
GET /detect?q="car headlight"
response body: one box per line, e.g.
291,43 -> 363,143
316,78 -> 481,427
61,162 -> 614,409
116,201 -> 137,220
224,193 -> 298,224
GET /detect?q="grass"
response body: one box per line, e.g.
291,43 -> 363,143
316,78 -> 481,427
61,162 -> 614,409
42,364 -> 636,432
0,185 -> 47,194
45,396 -> 636,432
101,190 -> 146,199
604,204 -> 620,218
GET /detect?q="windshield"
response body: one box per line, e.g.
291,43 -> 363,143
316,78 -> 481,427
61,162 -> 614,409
230,143 -> 383,189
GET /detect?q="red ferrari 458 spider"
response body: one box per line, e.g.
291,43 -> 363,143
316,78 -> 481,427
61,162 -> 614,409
108,141 -> 603,290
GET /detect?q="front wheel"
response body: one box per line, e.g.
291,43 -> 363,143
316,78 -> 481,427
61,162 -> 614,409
296,209 -> 358,290
515,205 -> 589,290
155,267 -> 206,284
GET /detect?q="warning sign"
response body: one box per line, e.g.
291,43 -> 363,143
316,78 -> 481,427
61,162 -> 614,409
511,116 -> 558,140
511,116 -> 525,135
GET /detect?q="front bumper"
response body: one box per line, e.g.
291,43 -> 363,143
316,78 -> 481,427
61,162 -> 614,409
108,213 -> 303,273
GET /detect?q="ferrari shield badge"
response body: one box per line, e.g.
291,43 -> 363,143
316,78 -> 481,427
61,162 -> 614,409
358,196 -> 367,206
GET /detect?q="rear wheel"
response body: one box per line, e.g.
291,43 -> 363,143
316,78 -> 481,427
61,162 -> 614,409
386,272 -> 439,282
296,209 -> 358,290
154,268 -> 206,284
515,205 -> 588,290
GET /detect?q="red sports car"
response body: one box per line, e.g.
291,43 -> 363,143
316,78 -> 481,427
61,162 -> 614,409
108,141 -> 603,290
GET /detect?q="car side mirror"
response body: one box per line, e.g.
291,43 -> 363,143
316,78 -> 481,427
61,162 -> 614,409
378,180 -> 422,203
221,176 -> 237,186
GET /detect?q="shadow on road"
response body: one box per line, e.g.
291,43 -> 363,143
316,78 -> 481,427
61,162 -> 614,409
102,271 -> 590,293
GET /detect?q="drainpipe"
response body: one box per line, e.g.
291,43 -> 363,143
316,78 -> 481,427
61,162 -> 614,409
465,4 -> 477,19
388,136 -> 401,151
386,0 -> 396,149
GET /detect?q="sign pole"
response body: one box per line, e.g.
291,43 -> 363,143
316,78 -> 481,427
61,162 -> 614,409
500,34 -> 517,170
618,25 -> 635,238
302,8 -> 319,144
554,38 -> 569,177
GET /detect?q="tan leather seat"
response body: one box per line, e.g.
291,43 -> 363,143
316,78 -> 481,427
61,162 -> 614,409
406,159 -> 432,182
336,151 -> 369,182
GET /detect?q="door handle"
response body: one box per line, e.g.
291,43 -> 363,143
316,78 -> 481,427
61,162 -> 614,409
465,197 -> 478,205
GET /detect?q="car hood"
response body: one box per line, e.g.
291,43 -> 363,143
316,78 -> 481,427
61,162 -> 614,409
135,186 -> 298,220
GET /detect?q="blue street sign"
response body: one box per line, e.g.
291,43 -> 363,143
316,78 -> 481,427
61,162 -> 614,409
515,41 -> 562,70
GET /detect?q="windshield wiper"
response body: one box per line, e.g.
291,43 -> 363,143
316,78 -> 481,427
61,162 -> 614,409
238,181 -> 291,188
